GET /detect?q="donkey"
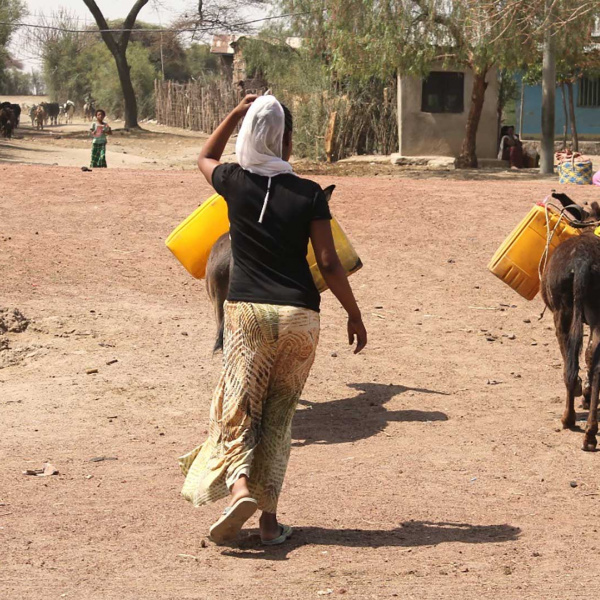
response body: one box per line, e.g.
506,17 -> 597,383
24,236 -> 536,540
205,184 -> 336,352
541,198 -> 600,451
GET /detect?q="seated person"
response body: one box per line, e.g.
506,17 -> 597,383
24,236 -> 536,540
498,125 -> 524,169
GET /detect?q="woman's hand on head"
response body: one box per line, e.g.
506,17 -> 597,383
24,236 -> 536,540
348,315 -> 367,354
234,94 -> 258,117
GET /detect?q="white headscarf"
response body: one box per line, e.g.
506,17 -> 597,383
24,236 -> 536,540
235,94 -> 293,177
235,95 -> 293,223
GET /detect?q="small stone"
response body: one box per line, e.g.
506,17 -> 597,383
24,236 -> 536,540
106,359 -> 118,366
531,342 -> 538,346
86,368 -> 98,375
507,333 -> 516,340
331,352 -> 338,358
523,318 -> 531,324
486,336 -> 496,342
570,481 -> 578,488
504,566 -> 512,575
181,331 -> 188,336
200,539 -> 207,548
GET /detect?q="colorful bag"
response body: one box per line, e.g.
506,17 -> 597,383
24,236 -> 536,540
556,151 -> 593,185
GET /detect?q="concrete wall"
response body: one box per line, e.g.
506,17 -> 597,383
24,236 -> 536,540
398,66 -> 500,158
516,75 -> 600,138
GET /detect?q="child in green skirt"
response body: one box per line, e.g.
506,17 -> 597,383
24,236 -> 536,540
89,109 -> 111,168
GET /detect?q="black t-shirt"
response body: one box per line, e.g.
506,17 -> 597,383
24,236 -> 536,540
212,163 -> 332,312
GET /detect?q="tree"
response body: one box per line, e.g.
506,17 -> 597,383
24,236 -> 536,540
0,0 -> 25,90
285,0 -> 536,168
0,67 -> 33,94
82,0 -> 150,129
521,1 -> 598,163
33,10 -> 95,103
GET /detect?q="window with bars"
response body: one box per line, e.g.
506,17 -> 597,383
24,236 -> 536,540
578,77 -> 600,108
421,72 -> 465,113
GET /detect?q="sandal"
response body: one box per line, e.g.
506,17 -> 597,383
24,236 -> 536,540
261,524 -> 293,546
209,497 -> 258,544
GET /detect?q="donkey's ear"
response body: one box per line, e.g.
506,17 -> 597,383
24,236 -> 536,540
590,201 -> 600,220
323,185 -> 336,203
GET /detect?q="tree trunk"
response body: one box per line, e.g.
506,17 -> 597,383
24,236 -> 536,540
566,81 -> 578,152
82,0 -> 149,130
456,70 -> 488,169
540,0 -> 556,174
114,50 -> 139,129
560,83 -> 569,149
518,78 -> 525,139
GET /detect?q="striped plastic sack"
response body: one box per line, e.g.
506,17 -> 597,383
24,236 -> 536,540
557,158 -> 593,185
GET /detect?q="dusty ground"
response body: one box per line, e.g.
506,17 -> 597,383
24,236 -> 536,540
3,125 -> 600,599
4,109 -> 596,178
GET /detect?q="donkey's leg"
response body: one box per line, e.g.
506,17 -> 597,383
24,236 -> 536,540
583,326 -> 600,451
582,330 -> 594,410
554,310 -> 577,429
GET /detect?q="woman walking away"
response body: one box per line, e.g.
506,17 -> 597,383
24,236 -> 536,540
179,94 -> 367,546
89,109 -> 111,168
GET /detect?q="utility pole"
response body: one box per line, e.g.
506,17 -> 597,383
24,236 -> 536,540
540,0 -> 556,174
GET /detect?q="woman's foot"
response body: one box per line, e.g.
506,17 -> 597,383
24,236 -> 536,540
229,474 -> 252,507
259,511 -> 282,541
209,497 -> 258,544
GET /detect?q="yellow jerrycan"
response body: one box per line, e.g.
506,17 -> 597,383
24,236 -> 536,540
166,194 -> 362,292
165,193 -> 229,280
488,204 -> 580,300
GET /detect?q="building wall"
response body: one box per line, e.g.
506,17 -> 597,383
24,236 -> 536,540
516,76 -> 600,138
398,66 -> 500,158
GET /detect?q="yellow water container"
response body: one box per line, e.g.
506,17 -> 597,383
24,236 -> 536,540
165,194 -> 229,280
488,204 -> 581,300
307,217 -> 362,293
166,194 -> 362,292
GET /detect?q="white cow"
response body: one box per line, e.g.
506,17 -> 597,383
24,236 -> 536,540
60,100 -> 75,124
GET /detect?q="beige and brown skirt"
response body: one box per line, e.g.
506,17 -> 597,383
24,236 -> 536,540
180,301 -> 320,513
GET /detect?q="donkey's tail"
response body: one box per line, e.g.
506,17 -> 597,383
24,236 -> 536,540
567,263 -> 589,393
213,320 -> 224,354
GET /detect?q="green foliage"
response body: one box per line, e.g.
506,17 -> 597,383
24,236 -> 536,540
40,15 -> 158,119
236,37 -> 397,159
283,0 -> 537,80
186,43 -> 220,81
87,42 -> 158,119
107,20 -> 189,82
42,29 -> 95,103
0,67 -> 33,94
0,0 -> 25,88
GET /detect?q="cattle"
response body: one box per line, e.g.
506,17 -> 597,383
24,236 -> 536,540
0,102 -> 20,127
0,107 -> 15,138
41,102 -> 60,126
29,105 -> 37,126
83,101 -> 95,121
541,196 -> 600,452
34,105 -> 46,130
204,185 -> 336,352
61,100 -> 75,124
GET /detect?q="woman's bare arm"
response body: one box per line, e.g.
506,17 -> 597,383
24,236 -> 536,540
310,219 -> 367,354
197,94 -> 257,185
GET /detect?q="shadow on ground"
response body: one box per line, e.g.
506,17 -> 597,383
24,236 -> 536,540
292,382 -> 449,446
222,520 -> 521,560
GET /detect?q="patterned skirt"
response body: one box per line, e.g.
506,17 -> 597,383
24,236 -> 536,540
180,301 -> 320,513
90,142 -> 107,168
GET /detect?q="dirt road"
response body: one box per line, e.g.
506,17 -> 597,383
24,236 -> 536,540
0,117 -> 236,170
2,162 -> 600,599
